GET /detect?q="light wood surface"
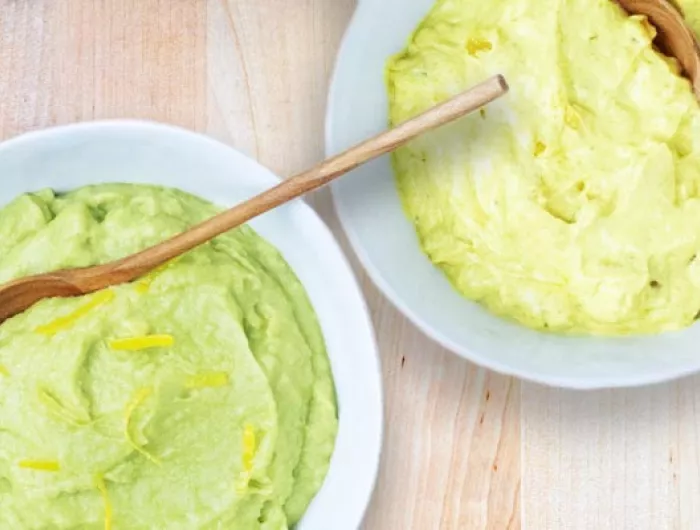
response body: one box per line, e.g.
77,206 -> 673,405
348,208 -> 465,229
1,1 -> 698,529
0,74 -> 507,326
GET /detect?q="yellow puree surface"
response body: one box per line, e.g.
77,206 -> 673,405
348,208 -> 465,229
388,0 -> 700,334
0,185 -> 337,529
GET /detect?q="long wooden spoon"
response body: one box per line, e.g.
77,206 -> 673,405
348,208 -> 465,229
617,0 -> 700,99
0,75 -> 508,325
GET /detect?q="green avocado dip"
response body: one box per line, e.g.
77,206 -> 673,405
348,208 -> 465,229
0,184 -> 338,529
388,0 -> 700,335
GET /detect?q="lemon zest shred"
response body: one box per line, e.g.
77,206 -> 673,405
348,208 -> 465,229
0,364 -> 8,377
534,141 -> 546,156
95,474 -> 112,530
123,387 -> 160,466
150,259 -> 177,276
242,424 -> 256,472
133,258 -> 180,293
38,388 -> 89,426
236,424 -> 257,493
109,334 -> 174,351
36,291 -> 115,336
638,16 -> 657,40
466,38 -> 492,56
185,372 -> 229,389
18,459 -> 60,472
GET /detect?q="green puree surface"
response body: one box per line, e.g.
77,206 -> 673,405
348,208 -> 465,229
388,0 -> 700,335
0,184 -> 338,529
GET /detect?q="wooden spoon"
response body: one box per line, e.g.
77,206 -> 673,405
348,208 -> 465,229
0,75 -> 508,325
617,0 -> 700,100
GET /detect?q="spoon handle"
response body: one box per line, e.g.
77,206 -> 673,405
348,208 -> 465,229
107,75 -> 508,281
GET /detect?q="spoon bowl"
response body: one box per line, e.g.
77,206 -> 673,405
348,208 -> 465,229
0,275 -> 83,323
618,0 -> 700,99
0,263 -> 122,324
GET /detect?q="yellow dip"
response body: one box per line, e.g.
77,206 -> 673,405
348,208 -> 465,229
388,0 -> 700,334
678,0 -> 700,34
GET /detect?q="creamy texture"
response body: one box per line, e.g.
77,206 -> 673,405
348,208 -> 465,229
678,0 -> 700,35
0,185 -> 337,529
388,0 -> 700,334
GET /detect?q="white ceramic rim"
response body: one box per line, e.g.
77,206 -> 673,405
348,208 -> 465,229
325,2 -> 700,390
0,119 -> 383,529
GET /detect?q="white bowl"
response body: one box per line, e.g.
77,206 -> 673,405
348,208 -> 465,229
326,0 -> 700,389
0,120 -> 382,529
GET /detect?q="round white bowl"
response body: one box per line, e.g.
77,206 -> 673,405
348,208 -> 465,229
0,120 -> 382,529
326,0 -> 700,389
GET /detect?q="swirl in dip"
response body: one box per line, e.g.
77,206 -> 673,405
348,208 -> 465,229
0,184 -> 337,529
388,0 -> 700,334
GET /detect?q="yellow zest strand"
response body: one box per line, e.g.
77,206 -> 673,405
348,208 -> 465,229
18,459 -> 60,472
466,38 -> 492,56
242,425 -> 256,472
236,424 -> 257,493
134,258 -> 179,293
95,474 -> 112,530
639,16 -> 657,40
36,291 -> 115,336
123,387 -> 160,465
109,334 -> 174,351
0,364 -> 8,377
185,372 -> 229,389
534,141 -> 546,157
38,388 -> 90,426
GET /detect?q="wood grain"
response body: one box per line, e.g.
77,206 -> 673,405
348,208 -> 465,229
0,1 -> 521,528
0,75 -> 507,325
0,72 -> 508,329
522,378 -> 700,530
8,1 -> 699,530
0,0 -> 206,135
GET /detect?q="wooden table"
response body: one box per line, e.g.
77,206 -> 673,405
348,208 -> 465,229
1,1 -> 699,528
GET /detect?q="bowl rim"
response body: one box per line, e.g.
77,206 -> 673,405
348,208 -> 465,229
0,118 -> 384,528
325,1 -> 700,390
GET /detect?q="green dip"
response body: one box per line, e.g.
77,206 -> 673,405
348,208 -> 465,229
0,184 -> 337,528
388,0 -> 700,335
